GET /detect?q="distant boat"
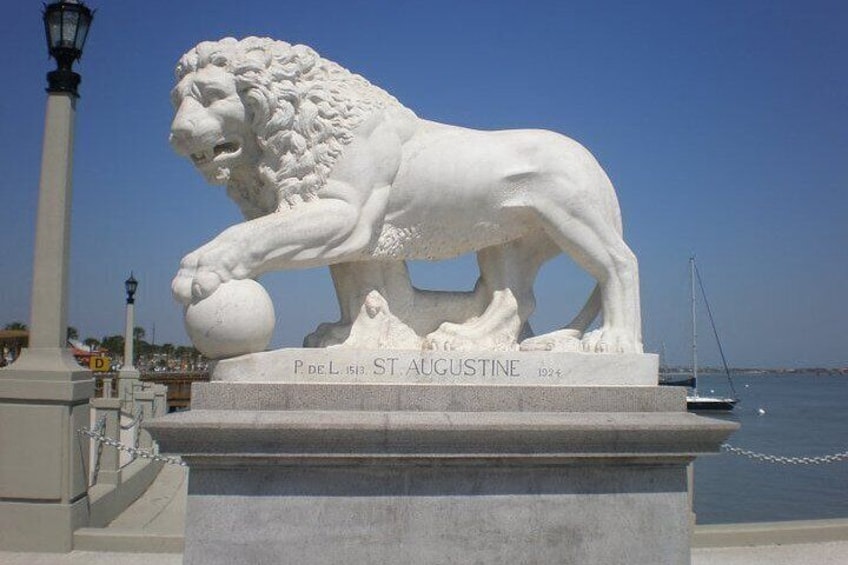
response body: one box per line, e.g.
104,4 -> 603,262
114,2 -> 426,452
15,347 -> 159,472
687,393 -> 737,411
683,257 -> 738,412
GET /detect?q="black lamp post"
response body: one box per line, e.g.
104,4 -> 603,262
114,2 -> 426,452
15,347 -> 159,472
43,0 -> 94,96
125,273 -> 138,305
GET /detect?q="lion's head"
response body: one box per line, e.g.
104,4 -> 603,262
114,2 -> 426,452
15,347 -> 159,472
170,37 -> 406,218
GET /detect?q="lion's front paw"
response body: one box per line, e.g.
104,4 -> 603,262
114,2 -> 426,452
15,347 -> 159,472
172,239 -> 250,305
172,250 -> 228,305
172,269 -> 223,306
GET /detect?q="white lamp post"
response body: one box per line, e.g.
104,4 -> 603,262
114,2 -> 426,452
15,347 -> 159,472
0,1 -> 95,552
26,0 -> 95,357
123,273 -> 138,369
118,273 -> 141,404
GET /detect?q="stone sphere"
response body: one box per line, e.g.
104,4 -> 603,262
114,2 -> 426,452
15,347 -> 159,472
184,279 -> 275,359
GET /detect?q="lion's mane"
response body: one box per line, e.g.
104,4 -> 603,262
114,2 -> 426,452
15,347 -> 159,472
176,37 -> 407,214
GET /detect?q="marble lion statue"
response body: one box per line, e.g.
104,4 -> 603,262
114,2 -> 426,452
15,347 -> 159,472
170,37 -> 642,353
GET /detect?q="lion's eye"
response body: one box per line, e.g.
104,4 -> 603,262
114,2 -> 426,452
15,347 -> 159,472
203,88 -> 229,104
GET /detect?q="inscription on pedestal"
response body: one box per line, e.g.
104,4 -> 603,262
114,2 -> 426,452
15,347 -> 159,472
294,357 -> 522,379
212,348 -> 658,386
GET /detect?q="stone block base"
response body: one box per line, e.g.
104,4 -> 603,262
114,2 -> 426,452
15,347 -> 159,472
0,349 -> 93,551
184,461 -> 690,565
0,497 -> 88,552
147,362 -> 736,565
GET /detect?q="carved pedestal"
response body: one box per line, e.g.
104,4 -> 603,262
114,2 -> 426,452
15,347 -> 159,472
147,350 -> 736,565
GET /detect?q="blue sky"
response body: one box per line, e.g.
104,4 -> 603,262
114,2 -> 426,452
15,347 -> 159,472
1,0 -> 845,367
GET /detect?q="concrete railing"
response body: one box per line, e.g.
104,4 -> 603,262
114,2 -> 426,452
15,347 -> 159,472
85,378 -> 170,528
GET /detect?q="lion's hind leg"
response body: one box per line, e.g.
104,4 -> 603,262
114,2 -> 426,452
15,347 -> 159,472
528,198 -> 642,354
424,236 -> 555,352
520,285 -> 601,352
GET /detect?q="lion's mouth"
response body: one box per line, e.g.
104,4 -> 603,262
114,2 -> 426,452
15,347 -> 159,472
191,140 -> 241,166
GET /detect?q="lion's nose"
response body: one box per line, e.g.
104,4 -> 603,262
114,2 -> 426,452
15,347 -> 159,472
170,99 -> 208,153
170,119 -> 213,156
169,126 -> 194,153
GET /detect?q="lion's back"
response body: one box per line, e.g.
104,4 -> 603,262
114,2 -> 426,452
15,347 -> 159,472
365,122 -> 621,259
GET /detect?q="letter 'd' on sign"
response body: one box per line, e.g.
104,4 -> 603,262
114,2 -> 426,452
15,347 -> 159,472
89,356 -> 111,372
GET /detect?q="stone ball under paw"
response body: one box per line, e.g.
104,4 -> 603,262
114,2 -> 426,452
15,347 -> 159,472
183,279 -> 275,359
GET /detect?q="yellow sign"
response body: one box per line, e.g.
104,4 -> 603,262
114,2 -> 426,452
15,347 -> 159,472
89,356 -> 111,372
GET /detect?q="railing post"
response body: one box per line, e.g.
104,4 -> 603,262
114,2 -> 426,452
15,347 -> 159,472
101,376 -> 113,398
152,383 -> 168,417
90,397 -> 121,486
118,370 -> 140,412
134,388 -> 156,450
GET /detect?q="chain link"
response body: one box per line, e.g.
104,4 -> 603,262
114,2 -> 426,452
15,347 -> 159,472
90,416 -> 107,484
79,433 -> 847,468
120,407 -> 143,430
78,426 -> 186,466
722,443 -> 848,465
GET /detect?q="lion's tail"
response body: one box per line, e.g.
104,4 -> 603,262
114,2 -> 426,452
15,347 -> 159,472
564,283 -> 602,334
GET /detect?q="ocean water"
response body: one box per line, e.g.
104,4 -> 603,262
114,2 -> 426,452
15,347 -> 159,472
692,372 -> 848,524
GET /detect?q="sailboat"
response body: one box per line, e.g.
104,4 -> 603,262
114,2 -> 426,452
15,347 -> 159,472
685,257 -> 738,411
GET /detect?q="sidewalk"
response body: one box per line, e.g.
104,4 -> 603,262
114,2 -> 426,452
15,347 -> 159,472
693,541 -> 848,565
3,541 -> 847,564
74,463 -> 187,553
0,464 -> 845,564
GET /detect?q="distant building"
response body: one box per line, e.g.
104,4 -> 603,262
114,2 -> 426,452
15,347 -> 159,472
0,331 -> 103,368
0,330 -> 28,365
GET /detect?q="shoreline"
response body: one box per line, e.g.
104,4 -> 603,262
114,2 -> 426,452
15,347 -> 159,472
693,517 -> 848,547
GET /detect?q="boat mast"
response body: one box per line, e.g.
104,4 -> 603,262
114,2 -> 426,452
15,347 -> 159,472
690,256 -> 698,394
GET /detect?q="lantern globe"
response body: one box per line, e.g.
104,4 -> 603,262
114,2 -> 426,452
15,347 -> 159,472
43,1 -> 94,67
42,0 -> 94,95
125,273 -> 138,304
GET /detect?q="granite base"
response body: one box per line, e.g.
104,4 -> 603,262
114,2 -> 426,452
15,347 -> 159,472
147,356 -> 736,565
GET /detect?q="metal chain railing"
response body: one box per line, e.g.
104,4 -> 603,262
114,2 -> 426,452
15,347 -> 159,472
89,416 -> 107,485
79,435 -> 847,468
120,406 -> 143,430
722,443 -> 848,465
78,426 -> 186,467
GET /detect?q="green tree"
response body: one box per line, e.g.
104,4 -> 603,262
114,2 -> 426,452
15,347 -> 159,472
137,340 -> 154,358
100,335 -> 124,356
83,337 -> 99,351
133,326 -> 146,342
66,326 -> 79,341
4,321 -> 27,331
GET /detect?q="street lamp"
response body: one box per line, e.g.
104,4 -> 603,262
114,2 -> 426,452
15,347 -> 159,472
125,273 -> 138,304
120,273 -> 141,404
123,272 -> 138,366
25,0 -> 94,354
43,0 -> 94,96
0,1 -> 96,552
